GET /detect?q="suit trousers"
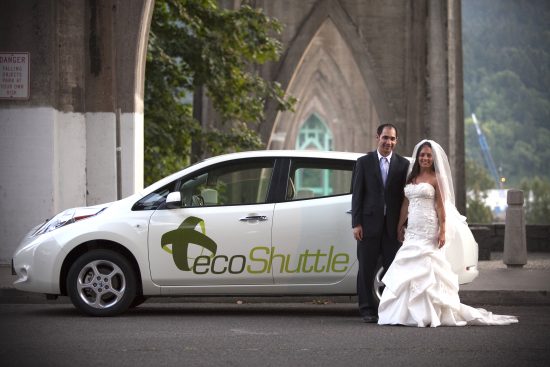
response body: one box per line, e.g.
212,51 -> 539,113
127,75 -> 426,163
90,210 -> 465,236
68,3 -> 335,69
356,216 -> 401,316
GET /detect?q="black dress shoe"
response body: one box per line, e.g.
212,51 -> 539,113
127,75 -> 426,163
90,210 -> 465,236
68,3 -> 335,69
362,315 -> 379,323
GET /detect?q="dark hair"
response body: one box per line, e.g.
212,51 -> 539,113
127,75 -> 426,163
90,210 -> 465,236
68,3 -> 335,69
406,141 -> 435,184
377,123 -> 399,137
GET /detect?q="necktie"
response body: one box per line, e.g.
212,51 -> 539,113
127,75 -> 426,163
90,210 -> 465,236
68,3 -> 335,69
381,157 -> 389,186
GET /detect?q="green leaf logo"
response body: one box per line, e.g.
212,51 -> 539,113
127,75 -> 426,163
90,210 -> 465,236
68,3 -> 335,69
161,216 -> 218,271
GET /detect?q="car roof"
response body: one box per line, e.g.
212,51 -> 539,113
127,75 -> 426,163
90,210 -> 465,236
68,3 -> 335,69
141,150 -> 365,195
202,150 -> 364,162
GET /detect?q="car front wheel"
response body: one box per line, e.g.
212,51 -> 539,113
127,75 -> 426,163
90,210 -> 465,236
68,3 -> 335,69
67,250 -> 137,316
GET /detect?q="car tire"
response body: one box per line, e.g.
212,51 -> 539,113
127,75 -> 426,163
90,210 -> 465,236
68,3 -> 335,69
67,249 -> 137,316
129,295 -> 148,308
372,261 -> 385,306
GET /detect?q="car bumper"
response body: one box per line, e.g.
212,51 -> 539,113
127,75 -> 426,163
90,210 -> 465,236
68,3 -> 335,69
458,265 -> 479,284
12,229 -> 65,295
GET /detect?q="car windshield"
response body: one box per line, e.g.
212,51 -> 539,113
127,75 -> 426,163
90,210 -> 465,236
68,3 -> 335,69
132,186 -> 173,211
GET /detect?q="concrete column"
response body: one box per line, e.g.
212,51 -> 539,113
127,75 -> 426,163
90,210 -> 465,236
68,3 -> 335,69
0,0 -> 152,263
503,190 -> 527,267
404,0 -> 427,153
427,0 -> 449,148
85,0 -> 152,201
447,0 -> 466,214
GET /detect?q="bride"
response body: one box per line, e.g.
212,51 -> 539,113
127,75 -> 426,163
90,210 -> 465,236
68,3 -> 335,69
377,140 -> 518,327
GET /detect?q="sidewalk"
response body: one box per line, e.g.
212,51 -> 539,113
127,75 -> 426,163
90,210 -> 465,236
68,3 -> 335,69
1,253 -> 549,305
458,252 -> 550,305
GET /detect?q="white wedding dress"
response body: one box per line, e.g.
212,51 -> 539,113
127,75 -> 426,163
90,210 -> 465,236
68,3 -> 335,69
378,183 -> 518,327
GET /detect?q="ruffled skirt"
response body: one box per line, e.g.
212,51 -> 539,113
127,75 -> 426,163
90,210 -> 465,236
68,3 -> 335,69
378,236 -> 518,327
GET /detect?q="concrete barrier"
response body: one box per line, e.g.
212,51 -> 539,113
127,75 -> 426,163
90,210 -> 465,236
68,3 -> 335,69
470,224 -> 550,260
503,190 -> 527,267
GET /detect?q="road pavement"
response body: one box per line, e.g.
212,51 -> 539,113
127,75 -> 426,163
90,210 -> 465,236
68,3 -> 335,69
1,303 -> 549,367
2,253 -> 549,366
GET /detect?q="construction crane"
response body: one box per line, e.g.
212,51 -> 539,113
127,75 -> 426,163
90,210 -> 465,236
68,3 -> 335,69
471,113 -> 503,188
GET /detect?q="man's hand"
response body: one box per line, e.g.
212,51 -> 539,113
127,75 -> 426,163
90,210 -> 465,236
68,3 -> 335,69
353,225 -> 363,241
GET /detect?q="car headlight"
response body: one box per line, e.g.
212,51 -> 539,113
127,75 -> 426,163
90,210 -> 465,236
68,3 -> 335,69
33,206 -> 107,236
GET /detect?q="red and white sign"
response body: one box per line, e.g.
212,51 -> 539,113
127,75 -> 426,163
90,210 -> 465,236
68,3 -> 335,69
0,52 -> 30,99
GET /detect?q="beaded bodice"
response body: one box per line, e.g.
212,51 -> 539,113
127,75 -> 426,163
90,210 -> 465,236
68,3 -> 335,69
404,183 -> 439,241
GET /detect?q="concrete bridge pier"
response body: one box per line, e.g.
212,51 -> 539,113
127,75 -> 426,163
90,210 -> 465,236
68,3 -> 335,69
0,0 -> 154,263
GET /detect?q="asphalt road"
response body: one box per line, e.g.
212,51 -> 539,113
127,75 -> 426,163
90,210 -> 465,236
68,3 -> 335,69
1,303 -> 549,367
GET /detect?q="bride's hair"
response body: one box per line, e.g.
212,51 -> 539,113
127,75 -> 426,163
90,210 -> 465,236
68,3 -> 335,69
406,141 -> 435,184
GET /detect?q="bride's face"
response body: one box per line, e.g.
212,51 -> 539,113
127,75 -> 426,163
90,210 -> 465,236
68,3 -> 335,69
418,146 -> 434,169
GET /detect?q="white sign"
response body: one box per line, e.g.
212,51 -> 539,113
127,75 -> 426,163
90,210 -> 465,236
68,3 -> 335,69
0,52 -> 30,99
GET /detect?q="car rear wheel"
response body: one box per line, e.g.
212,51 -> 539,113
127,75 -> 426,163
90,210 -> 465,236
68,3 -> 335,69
67,250 -> 136,316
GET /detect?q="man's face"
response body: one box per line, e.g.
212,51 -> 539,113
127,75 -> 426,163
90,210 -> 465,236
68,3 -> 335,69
376,127 -> 397,156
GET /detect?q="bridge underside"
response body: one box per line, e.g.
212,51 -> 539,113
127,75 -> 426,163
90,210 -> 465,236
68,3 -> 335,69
0,0 -> 463,263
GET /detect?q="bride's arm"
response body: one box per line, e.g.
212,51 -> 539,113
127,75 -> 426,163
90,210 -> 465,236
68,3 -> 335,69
397,197 -> 409,242
434,179 -> 446,248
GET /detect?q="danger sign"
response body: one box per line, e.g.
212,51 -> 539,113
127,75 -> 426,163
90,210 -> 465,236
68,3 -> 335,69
0,52 -> 30,100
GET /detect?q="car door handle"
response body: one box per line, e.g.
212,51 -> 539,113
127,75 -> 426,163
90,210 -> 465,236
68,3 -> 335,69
346,210 -> 352,214
239,215 -> 268,222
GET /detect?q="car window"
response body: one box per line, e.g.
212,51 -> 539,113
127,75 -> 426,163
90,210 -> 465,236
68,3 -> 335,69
179,160 -> 274,207
132,182 -> 176,211
287,159 -> 354,201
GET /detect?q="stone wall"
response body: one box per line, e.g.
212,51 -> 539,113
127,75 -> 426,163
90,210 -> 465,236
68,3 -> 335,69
470,224 -> 550,260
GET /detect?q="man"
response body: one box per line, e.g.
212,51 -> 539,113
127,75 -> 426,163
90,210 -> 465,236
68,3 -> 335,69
351,124 -> 410,323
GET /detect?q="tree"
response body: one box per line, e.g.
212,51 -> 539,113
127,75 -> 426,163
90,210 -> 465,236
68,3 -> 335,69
466,199 -> 493,224
144,0 -> 295,186
462,0 -> 550,187
465,158 -> 494,223
520,177 -> 550,225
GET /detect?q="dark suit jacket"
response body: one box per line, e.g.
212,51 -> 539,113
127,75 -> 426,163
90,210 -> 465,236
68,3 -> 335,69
351,151 -> 409,239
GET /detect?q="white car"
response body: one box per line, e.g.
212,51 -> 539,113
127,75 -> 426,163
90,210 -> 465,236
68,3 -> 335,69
12,150 -> 478,316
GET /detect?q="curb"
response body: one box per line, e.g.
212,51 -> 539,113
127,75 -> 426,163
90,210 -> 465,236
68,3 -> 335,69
1,289 -> 549,306
459,290 -> 550,306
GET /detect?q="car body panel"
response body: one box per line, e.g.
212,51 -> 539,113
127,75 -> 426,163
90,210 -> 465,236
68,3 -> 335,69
148,204 -> 275,286
12,150 -> 478,301
271,195 -> 356,286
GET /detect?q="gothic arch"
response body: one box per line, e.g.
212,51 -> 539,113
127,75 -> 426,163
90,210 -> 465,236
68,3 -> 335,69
264,0 -> 393,148
268,16 -> 381,152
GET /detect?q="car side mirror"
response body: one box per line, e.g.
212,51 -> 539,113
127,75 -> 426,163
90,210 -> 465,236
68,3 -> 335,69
165,192 -> 182,209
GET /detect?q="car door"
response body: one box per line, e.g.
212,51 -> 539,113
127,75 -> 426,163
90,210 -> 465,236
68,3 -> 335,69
148,158 -> 276,286
271,158 -> 357,285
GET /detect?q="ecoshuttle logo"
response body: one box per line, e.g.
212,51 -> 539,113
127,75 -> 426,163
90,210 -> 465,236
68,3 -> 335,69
161,216 -> 217,271
161,216 -> 351,274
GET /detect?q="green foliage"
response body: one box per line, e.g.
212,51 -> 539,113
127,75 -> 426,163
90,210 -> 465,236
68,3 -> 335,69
465,158 -> 494,223
520,177 -> 550,225
466,197 -> 493,224
463,0 -> 550,224
144,0 -> 295,186
465,158 -> 495,193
